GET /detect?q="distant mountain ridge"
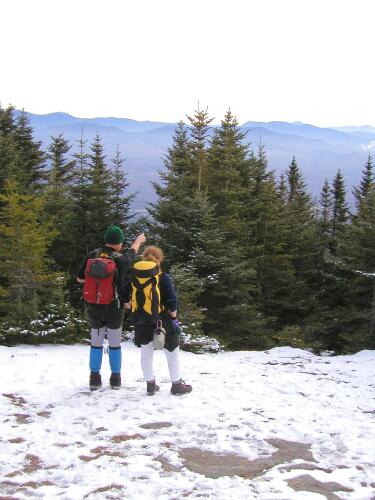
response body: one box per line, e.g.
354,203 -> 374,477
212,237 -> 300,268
22,111 -> 375,209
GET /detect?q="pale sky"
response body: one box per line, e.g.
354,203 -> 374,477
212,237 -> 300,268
1,0 -> 375,126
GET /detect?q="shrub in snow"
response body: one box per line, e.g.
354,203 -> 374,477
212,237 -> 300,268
122,329 -> 135,343
179,330 -> 223,353
0,304 -> 88,346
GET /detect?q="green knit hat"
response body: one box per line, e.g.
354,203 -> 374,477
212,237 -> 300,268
104,225 -> 125,244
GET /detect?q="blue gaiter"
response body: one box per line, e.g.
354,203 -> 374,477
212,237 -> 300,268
89,346 -> 103,372
109,347 -> 122,373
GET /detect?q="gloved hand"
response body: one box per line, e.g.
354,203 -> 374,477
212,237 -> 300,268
171,318 -> 182,335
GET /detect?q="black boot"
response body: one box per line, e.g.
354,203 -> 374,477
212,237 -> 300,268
171,379 -> 192,395
110,372 -> 121,390
89,371 -> 102,391
146,380 -> 160,396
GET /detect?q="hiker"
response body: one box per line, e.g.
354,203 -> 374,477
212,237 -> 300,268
125,245 -> 192,396
77,225 -> 146,390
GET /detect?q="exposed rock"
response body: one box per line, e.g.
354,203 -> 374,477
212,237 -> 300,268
83,484 -> 124,498
287,475 -> 354,500
180,438 -> 315,479
8,437 -> 26,444
36,411 -> 51,418
140,422 -> 173,430
111,433 -> 144,443
155,455 -> 181,473
3,393 -> 27,407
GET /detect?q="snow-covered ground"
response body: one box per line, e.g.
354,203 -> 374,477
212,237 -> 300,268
0,343 -> 374,499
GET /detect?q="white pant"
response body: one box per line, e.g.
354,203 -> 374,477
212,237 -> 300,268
141,341 -> 181,383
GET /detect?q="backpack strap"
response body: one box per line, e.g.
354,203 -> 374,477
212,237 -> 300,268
133,276 -> 160,320
96,248 -> 119,305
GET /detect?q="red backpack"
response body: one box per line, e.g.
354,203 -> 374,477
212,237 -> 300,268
83,250 -> 118,305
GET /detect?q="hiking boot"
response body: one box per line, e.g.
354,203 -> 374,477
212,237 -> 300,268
89,371 -> 102,391
146,380 -> 160,396
171,379 -> 192,396
110,372 -> 121,390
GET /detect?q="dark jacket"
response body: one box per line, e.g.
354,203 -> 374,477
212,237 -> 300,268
77,245 -> 136,304
159,273 -> 178,312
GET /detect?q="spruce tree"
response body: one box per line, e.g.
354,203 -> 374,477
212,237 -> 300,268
85,133 -> 113,249
277,172 -> 288,203
110,145 -> 135,227
206,109 -> 248,239
12,110 -> 46,192
0,105 -> 19,193
0,179 -> 58,324
190,195 -> 267,349
149,121 -> 196,264
330,169 -> 349,255
353,154 -> 374,213
70,133 -> 90,259
244,147 -> 295,331
319,178 -> 332,247
186,106 -> 213,195
0,104 -> 16,135
44,134 -> 76,272
341,189 -> 375,348
282,157 -> 321,325
287,156 -> 306,201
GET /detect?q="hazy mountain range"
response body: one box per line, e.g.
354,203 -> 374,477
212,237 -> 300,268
23,111 -> 375,210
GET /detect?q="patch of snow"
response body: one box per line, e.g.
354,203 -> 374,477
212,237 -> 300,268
0,343 -> 374,498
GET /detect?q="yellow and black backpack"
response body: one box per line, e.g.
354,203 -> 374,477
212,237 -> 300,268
131,261 -> 164,321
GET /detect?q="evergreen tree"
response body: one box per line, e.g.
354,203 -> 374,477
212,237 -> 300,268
11,110 -> 46,192
282,157 -> 321,325
0,105 -> 19,193
190,195 -> 267,349
244,147 -> 295,330
353,154 -> 374,213
319,178 -> 332,247
110,145 -> 135,227
44,134 -> 76,272
330,169 -> 349,255
0,104 -> 16,135
0,179 -> 58,323
149,121 -> 196,264
85,133 -> 113,249
286,156 -> 306,202
206,109 -> 248,239
186,106 -> 213,195
71,133 -> 90,258
342,189 -> 375,347
277,172 -> 288,203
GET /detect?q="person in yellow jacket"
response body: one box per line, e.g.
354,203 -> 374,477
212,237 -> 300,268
126,246 -> 192,396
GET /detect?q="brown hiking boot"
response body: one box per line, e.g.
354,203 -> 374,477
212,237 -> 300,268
89,371 -> 102,391
146,380 -> 160,396
110,373 -> 121,390
171,379 -> 192,395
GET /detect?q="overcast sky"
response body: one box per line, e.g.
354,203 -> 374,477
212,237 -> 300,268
1,0 -> 374,126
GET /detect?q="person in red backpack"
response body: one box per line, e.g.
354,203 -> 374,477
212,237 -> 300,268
77,225 -> 145,390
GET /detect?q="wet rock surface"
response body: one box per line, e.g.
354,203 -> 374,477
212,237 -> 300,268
179,438 -> 315,479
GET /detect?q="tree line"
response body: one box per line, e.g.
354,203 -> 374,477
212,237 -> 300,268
0,104 -> 374,353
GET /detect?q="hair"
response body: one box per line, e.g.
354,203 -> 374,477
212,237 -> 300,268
143,245 -> 164,265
